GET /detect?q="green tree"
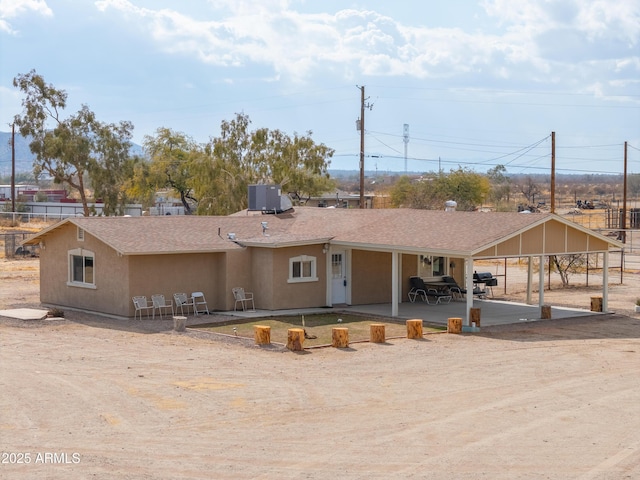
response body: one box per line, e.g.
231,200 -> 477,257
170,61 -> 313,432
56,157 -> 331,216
13,70 -> 138,216
89,120 -> 140,215
390,168 -> 490,211
487,164 -> 511,207
433,167 -> 490,211
134,127 -> 202,214
193,113 -> 335,215
390,175 -> 414,207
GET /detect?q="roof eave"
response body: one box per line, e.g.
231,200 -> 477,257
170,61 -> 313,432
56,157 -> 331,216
330,241 -> 473,257
240,237 -> 333,248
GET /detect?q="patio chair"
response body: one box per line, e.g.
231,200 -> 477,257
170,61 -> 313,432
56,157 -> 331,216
427,288 -> 452,304
408,276 -> 440,304
232,287 -> 255,311
132,296 -> 153,320
191,291 -> 209,315
408,276 -> 427,303
442,276 -> 486,300
151,294 -> 174,319
173,292 -> 195,316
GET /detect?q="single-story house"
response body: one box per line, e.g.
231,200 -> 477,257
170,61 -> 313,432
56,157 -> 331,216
22,207 -> 623,324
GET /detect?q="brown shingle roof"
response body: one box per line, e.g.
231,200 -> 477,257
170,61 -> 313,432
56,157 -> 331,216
23,207 -> 619,256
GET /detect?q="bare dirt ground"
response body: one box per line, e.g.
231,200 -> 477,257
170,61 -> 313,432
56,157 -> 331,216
1,257 -> 640,479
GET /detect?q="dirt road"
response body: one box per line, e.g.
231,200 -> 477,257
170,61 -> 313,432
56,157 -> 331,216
1,257 -> 640,478
1,312 -> 639,479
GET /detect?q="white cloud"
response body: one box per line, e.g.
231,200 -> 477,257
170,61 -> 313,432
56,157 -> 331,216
93,0 -> 638,94
0,0 -> 52,33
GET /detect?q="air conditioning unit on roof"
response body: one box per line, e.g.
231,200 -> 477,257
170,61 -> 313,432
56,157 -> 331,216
248,185 -> 293,214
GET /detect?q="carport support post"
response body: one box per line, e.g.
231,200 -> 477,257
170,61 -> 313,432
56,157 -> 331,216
325,245 -> 332,307
465,258 -> 473,326
391,251 -> 399,317
602,252 -> 609,312
538,255 -> 545,307
526,257 -> 533,304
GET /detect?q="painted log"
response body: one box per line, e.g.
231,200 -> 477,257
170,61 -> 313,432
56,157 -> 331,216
447,317 -> 462,334
287,328 -> 305,351
254,325 -> 271,345
369,323 -> 386,343
332,327 -> 349,348
406,319 -> 423,339
470,308 -> 481,327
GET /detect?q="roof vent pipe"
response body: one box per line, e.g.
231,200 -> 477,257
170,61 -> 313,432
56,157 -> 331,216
445,200 -> 457,212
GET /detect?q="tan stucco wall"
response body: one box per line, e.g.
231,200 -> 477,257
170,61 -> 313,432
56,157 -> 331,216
250,248 -> 275,309
38,231 -> 330,315
38,222 -> 237,317
39,223 -> 130,316
128,252 -> 226,317
223,249 -> 253,310
267,245 -> 328,309
351,250 -> 392,304
222,245 -> 329,311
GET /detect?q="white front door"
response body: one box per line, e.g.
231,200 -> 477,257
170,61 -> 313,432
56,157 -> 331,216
331,250 -> 347,304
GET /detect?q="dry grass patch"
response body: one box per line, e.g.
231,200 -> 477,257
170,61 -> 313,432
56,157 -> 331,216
192,313 -> 444,347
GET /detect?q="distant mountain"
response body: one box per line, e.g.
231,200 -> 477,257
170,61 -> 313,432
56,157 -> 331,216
0,131 -> 34,174
0,131 -> 145,176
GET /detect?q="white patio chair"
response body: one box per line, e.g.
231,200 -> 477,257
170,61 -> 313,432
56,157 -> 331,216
173,292 -> 195,316
151,294 -> 174,319
132,296 -> 153,320
191,291 -> 209,315
232,287 -> 255,311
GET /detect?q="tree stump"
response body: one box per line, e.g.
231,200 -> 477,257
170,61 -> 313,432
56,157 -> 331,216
590,296 -> 603,312
254,325 -> 271,345
406,319 -> 423,339
541,305 -> 552,319
332,327 -> 349,348
173,316 -> 186,332
470,308 -> 481,327
370,323 -> 386,343
287,328 -> 305,351
447,317 -> 462,334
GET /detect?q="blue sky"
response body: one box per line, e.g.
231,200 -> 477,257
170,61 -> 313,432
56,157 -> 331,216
1,0 -> 639,175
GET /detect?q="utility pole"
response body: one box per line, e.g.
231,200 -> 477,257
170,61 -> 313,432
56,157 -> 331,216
11,122 -> 16,214
550,131 -> 555,214
403,124 -> 409,173
622,141 -> 628,243
356,85 -> 372,209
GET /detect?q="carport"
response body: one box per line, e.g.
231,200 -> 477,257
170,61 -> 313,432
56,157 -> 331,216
332,212 -> 623,326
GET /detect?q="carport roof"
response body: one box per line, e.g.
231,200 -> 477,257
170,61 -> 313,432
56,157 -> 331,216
23,207 -> 623,257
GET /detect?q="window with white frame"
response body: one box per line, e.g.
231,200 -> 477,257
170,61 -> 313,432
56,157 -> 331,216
288,255 -> 318,283
68,248 -> 95,288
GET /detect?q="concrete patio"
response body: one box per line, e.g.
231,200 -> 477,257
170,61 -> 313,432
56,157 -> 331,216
211,297 -> 603,327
